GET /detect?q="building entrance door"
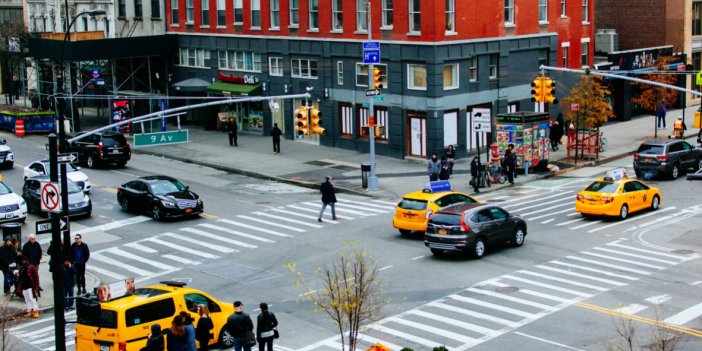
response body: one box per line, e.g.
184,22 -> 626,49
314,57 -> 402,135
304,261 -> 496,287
408,116 -> 426,157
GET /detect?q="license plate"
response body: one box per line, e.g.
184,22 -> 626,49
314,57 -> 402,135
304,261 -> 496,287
589,200 -> 596,205
644,157 -> 655,163
438,229 -> 447,234
112,149 -> 121,154
100,345 -> 110,351
184,208 -> 192,213
4,214 -> 12,219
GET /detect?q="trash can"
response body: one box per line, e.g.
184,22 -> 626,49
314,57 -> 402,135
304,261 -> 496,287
361,163 -> 371,189
695,108 -> 702,129
2,222 -> 22,243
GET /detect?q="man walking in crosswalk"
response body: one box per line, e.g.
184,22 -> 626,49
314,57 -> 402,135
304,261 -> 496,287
318,176 -> 340,222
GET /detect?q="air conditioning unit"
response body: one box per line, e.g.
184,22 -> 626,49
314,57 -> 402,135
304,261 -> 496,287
595,29 -> 619,54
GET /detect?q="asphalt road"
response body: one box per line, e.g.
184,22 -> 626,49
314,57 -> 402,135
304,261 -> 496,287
4,136 -> 702,351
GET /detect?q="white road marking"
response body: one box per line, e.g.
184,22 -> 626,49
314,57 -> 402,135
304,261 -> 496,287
565,256 -> 650,275
103,247 -> 176,270
644,294 -> 672,305
218,218 -> 293,237
251,211 -> 324,228
541,218 -> 555,224
411,255 -> 425,260
663,302 -> 702,325
580,251 -> 664,269
180,228 -> 258,249
510,196 -> 574,213
387,316 -> 479,344
378,265 -> 393,271
587,206 -> 676,233
534,265 -> 626,286
370,324 -> 440,349
691,281 -> 702,286
427,301 -> 520,327
556,218 -> 584,226
615,304 -> 648,315
145,237 -> 220,258
237,215 -> 307,232
302,201 -> 369,216
124,242 -> 159,253
336,202 -> 387,213
448,294 -> 536,318
372,199 -> 400,206
86,265 -> 126,280
466,287 -> 555,310
341,199 -> 395,210
529,208 -> 573,221
76,215 -> 151,234
521,202 -> 573,216
356,333 -> 403,351
502,275 -> 594,297
268,207 -> 338,224
162,254 -> 201,265
592,247 -> 677,265
606,242 -> 684,259
91,252 -> 154,276
570,220 -> 603,230
200,223 -> 277,242
503,192 -> 571,210
162,232 -> 238,253
485,280 -> 572,303
513,332 -> 587,351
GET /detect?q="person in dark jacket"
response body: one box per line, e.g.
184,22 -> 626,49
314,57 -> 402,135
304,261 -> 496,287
21,234 -> 42,296
0,239 -> 16,294
62,259 -> 76,311
470,157 -> 482,193
426,153 -> 441,181
227,117 -> 238,146
196,305 -> 214,351
18,256 -> 38,318
556,113 -> 566,146
141,324 -> 165,351
438,156 -> 451,180
180,311 -> 196,351
166,315 -> 187,351
70,234 -> 90,294
317,176 -> 339,222
256,302 -> 278,351
504,144 -> 517,184
550,118 -> 563,151
270,123 -> 282,155
226,301 -> 254,351
445,145 -> 456,176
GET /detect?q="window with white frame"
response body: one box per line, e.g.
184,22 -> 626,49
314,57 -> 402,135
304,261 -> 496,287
269,57 -> 283,76
445,0 -> 455,32
309,0 -> 318,29
581,40 -> 589,67
216,0 -> 225,25
694,2 -> 702,36
135,0 -> 143,17
233,0 -> 243,24
218,50 -> 263,71
171,0 -> 178,23
201,0 -> 209,25
356,0 -> 367,31
355,63 -> 387,88
178,48 -> 209,67
443,63 -> 458,89
504,0 -> 514,25
332,0 -> 342,30
561,42 -> 569,67
489,55 -> 498,79
443,110 -> 458,146
186,0 -> 194,22
289,0 -> 299,26
337,61 -> 344,85
561,0 -> 566,16
291,58 -> 318,78
270,0 -> 280,28
539,0 -> 547,22
381,0 -> 393,27
408,64 -> 427,90
582,0 -> 588,22
118,0 -> 126,17
251,0 -> 260,27
340,103 -> 353,136
469,57 -> 477,82
409,0 -> 420,32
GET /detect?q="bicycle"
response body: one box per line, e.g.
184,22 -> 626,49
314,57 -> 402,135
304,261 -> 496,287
487,163 -> 507,185
599,131 -> 608,152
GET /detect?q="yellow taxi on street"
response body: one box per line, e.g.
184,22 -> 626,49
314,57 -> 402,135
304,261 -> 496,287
575,168 -> 662,219
392,181 -> 481,235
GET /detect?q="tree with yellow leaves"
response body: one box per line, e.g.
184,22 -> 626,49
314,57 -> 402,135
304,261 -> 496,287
631,56 -> 679,114
560,73 -> 615,129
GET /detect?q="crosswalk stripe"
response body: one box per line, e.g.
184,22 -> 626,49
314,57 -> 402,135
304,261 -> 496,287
565,256 -> 651,275
466,287 -> 555,310
509,195 -> 573,212
606,242 -> 686,260
234,216 -> 306,233
592,247 -> 677,265
570,220 -> 603,230
427,301 -> 520,327
86,265 -> 126,280
406,309 -> 500,337
528,207 -> 573,221
448,294 -> 535,318
342,199 -> 395,211
145,237 -> 220,258
336,202 -> 387,213
162,254 -> 201,265
268,208 -> 338,224
370,324 -> 440,348
587,206 -> 676,233
77,215 -> 151,234
180,228 -> 258,249
484,281 -> 573,304
91,252 -> 154,276
218,218 -> 293,237
286,204 -> 357,220
496,191 -> 555,206
534,265 -> 627,286
386,316 -> 478,344
503,192 -> 570,210
549,260 -> 640,280
521,202 -> 573,217
162,232 -> 238,253
663,302 -> 702,325
371,199 -> 398,206
501,275 -> 594,297
616,304 -> 648,315
200,223 -> 277,242
32,329 -> 74,343
321,340 -> 346,350
580,251 -> 665,269
357,333 -> 403,351
14,325 -> 54,337
104,247 -> 176,271
252,212 -> 324,228
124,242 -> 159,253
556,217 -> 584,226
301,201 -> 369,216
517,271 -> 608,292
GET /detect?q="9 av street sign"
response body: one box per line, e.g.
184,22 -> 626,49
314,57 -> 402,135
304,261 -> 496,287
133,130 -> 189,147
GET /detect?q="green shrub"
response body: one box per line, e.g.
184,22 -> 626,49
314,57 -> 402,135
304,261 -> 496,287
432,346 -> 449,351
400,348 -> 414,351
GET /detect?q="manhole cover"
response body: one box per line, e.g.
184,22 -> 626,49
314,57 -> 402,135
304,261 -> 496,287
673,249 -> 695,255
495,286 -> 519,293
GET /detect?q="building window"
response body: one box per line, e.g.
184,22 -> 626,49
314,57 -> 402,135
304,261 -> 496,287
178,48 -> 209,67
469,57 -> 477,82
152,0 -> 161,18
269,57 -> 283,76
582,0 -> 588,22
489,55 -> 498,79
201,0 -> 209,25
289,0 -> 298,26
135,0 -> 143,17
408,64 -> 426,90
171,0 -> 179,24
356,63 -> 387,88
270,0 -> 280,28
445,0 -> 454,32
83,17 -> 88,31
561,0 -> 566,16
581,40 -> 589,67
504,0 -> 514,25
331,0 -> 342,30
118,0 -> 126,17
539,0 -> 547,22
218,50 -> 263,71
340,103 -> 353,136
337,61 -> 344,85
309,0 -> 318,30
251,0 -> 260,27
409,0 -> 420,33
443,63 -> 458,90
381,0 -> 393,27
693,2 -> 701,36
234,0 -> 243,24
357,106 -> 389,140
291,58 -> 318,78
356,0 -> 367,31
186,0 -> 194,22
216,0 -> 225,25
561,43 -> 569,67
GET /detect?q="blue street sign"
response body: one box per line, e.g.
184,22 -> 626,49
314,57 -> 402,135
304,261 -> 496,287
92,68 -> 100,78
363,41 -> 380,49
363,49 -> 381,64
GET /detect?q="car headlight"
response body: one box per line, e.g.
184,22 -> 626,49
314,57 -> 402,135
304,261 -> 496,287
196,198 -> 203,205
19,198 -> 25,206
161,200 -> 177,208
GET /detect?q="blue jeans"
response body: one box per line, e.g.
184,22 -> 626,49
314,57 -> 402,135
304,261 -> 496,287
658,114 -> 666,128
318,202 -> 336,219
233,337 -> 251,351
64,285 -> 74,309
2,269 -> 12,293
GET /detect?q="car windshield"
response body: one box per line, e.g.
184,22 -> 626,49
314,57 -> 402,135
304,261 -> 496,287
0,182 -> 11,195
398,198 -> 428,211
149,180 -> 187,195
584,181 -> 620,193
45,163 -> 79,174
637,144 -> 664,155
429,213 -> 462,225
67,181 -> 82,194
102,135 -> 126,147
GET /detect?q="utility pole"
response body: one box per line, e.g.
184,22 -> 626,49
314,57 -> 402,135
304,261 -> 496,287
365,0 -> 380,191
48,134 -> 66,351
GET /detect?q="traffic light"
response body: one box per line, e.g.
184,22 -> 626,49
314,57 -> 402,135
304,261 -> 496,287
360,125 -> 385,137
543,77 -> 558,104
372,67 -> 383,90
310,108 -> 325,135
531,76 -> 545,103
294,108 -> 309,136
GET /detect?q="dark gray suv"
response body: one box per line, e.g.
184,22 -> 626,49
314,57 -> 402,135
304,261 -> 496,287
633,139 -> 702,179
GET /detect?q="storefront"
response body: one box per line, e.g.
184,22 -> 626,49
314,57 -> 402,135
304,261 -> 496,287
206,74 -> 263,135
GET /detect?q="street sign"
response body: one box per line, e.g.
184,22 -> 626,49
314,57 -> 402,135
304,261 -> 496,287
373,96 -> 384,102
363,41 -> 380,49
363,50 -> 381,64
365,89 -> 380,96
40,182 -> 60,213
92,68 -> 100,78
133,129 -> 189,147
571,103 -> 580,111
474,123 -> 491,132
35,217 -> 69,234
96,78 -> 105,86
362,102 -> 369,108
473,109 -> 491,133
57,152 -> 78,163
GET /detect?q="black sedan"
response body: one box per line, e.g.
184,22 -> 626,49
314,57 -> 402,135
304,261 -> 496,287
424,203 -> 527,258
117,176 -> 203,220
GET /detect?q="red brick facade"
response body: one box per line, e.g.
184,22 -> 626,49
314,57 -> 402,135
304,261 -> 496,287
596,0 -> 667,51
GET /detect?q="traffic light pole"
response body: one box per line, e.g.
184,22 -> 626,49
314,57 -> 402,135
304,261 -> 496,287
366,0 -> 379,191
48,134 -> 67,351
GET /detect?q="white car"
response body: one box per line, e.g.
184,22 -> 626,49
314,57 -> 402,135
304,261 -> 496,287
23,160 -> 91,193
0,139 -> 14,169
0,180 -> 27,223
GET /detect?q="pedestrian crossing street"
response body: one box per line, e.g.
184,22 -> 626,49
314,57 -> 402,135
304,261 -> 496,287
299,238 -> 701,351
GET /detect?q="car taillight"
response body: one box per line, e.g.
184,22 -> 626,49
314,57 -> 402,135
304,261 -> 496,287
576,194 -> 584,200
97,142 -> 103,152
656,155 -> 668,161
601,197 -> 613,203
119,342 -> 127,351
460,214 -> 471,232
125,141 -> 131,149
633,154 -> 639,160
425,209 -> 433,219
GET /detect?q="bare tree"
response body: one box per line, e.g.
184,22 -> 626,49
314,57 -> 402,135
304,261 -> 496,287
606,308 -> 685,351
1,298 -> 21,351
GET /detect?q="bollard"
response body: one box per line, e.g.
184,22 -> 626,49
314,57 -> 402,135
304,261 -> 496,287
523,160 -> 530,177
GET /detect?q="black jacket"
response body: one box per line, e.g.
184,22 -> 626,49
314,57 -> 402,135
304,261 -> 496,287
503,150 -> 517,169
22,241 -> 42,266
470,161 -> 482,177
227,121 -> 238,133
256,311 -> 279,339
320,181 -> 337,204
62,264 -> 76,288
196,316 -> 214,341
225,311 -> 253,339
0,245 -> 16,271
270,127 -> 282,141
70,242 -> 90,265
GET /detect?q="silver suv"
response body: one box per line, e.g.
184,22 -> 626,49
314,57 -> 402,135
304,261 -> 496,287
633,139 -> 702,179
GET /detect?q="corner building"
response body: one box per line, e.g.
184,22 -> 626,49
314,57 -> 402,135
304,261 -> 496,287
167,0 -> 593,159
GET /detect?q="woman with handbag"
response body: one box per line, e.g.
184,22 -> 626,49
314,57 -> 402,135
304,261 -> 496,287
196,305 -> 214,351
256,303 -> 279,351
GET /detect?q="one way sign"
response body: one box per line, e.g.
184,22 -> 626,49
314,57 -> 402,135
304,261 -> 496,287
35,217 -> 70,234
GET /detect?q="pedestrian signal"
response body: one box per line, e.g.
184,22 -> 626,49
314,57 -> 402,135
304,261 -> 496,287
294,108 -> 309,136
310,108 -> 325,135
543,77 -> 558,104
372,67 -> 383,90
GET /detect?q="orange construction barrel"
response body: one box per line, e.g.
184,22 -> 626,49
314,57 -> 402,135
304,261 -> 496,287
14,119 -> 25,137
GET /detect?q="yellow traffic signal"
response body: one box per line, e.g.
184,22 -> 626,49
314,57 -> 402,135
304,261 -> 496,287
294,108 -> 309,135
372,67 -> 383,90
531,76 -> 545,103
543,77 -> 558,104
310,108 -> 325,135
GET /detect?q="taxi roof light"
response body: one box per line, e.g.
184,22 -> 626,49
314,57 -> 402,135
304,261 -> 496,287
422,180 -> 452,193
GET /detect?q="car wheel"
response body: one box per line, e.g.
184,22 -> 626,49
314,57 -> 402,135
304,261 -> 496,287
619,204 -> 629,220
399,229 -> 411,235
696,158 -> 702,171
152,206 -> 161,220
120,198 -> 130,212
219,328 -> 234,348
430,248 -> 443,255
86,155 -> 96,168
511,227 -> 526,247
473,237 -> 486,259
651,195 -> 660,210
116,161 -> 127,168
670,163 -> 680,179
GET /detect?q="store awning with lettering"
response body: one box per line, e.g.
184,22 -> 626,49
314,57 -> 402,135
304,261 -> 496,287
206,82 -> 262,96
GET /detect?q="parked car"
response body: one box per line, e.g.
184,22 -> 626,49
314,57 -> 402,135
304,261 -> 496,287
0,180 -> 27,223
23,160 -> 91,193
424,203 -> 527,258
633,139 -> 702,179
22,175 -> 91,218
0,139 -> 14,169
67,131 -> 131,168
117,175 -> 203,220
393,185 -> 481,235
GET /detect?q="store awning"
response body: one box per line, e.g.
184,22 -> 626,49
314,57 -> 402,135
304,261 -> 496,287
206,81 -> 262,96
173,78 -> 211,92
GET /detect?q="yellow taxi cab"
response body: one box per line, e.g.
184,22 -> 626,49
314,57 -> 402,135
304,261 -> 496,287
575,168 -> 661,219
75,281 -> 235,351
392,181 -> 481,235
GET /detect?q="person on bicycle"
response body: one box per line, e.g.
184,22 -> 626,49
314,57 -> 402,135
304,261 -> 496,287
504,145 -> 517,184
470,157 -> 482,193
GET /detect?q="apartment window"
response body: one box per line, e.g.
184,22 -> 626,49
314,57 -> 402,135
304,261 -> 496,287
291,58 -> 318,78
289,0 -> 298,26
269,57 -> 283,76
178,48 -> 209,67
469,57 -> 477,82
171,0 -> 179,24
409,0 -> 420,32
186,0 -> 194,22
539,0 -> 547,22
408,64 -> 426,90
693,2 -> 701,36
270,0 -> 280,28
337,61 -> 344,85
504,0 -> 514,25
445,0 -> 455,32
582,0 -> 588,22
201,0 -> 209,25
381,0 -> 393,27
218,50 -> 263,71
561,43 -> 569,67
561,0 -> 566,16
216,0 -> 225,25
357,0 -> 367,31
118,0 -> 126,17
332,0 -> 342,30
251,0 -> 260,27
152,0 -> 161,18
309,0 -> 318,29
135,0 -> 143,17
83,17 -> 88,31
489,55 -> 498,79
443,63 -> 458,90
581,41 -> 589,67
340,103 -> 353,136
356,63 -> 387,88
234,0 -> 243,24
